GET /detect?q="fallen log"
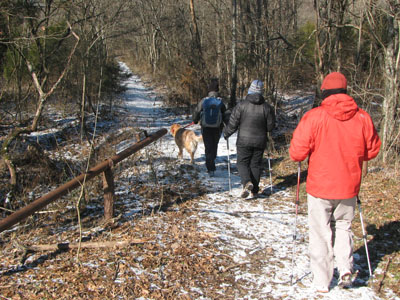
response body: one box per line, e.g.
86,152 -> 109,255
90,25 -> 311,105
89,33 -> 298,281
27,238 -> 151,252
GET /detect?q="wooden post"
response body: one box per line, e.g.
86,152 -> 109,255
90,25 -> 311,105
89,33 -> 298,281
103,168 -> 115,221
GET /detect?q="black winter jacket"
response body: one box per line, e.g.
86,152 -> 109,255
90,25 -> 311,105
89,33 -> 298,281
223,93 -> 275,149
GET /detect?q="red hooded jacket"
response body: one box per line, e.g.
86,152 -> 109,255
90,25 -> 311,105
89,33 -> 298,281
289,93 -> 381,199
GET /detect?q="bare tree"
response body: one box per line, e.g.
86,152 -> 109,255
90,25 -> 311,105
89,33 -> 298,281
1,16 -> 79,198
230,0 -> 238,108
0,0 -> 128,200
312,0 -> 350,107
364,0 -> 400,163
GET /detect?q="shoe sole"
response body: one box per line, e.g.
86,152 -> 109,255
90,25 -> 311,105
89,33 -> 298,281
338,282 -> 352,288
241,190 -> 250,198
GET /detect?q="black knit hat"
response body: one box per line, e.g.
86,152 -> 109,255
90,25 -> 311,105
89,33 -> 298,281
208,78 -> 219,92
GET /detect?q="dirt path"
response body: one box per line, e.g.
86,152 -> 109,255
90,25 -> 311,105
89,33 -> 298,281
0,63 -> 397,300
117,62 -> 394,300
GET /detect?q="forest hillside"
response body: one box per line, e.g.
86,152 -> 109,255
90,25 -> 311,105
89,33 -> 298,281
0,1 -> 399,299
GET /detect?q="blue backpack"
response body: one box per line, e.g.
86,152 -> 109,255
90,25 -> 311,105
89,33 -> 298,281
201,97 -> 223,128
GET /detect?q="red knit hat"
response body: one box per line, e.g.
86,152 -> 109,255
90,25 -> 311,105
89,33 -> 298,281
320,72 -> 347,90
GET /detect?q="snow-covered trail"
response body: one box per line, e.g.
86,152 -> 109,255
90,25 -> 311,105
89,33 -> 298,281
119,62 -> 398,300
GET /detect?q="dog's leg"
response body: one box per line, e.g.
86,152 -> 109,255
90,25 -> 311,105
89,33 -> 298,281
178,146 -> 183,159
190,152 -> 194,164
184,146 -> 193,163
189,141 -> 197,164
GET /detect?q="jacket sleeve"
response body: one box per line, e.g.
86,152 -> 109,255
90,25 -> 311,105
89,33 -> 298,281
221,102 -> 231,126
223,108 -> 231,125
265,103 -> 276,132
192,99 -> 204,124
223,103 -> 241,138
219,101 -> 228,130
362,111 -> 381,161
289,112 -> 313,162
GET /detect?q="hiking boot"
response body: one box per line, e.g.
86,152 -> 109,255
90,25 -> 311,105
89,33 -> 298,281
251,192 -> 258,198
338,273 -> 352,288
241,182 -> 253,198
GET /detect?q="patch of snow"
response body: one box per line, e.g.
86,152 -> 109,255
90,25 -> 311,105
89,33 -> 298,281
112,62 -> 398,300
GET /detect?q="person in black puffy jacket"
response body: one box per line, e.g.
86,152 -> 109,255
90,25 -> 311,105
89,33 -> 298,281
223,79 -> 275,198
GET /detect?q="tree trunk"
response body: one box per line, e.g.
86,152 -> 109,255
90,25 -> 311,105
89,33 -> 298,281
381,15 -> 399,163
229,0 -> 238,109
189,0 -> 204,67
313,0 -> 325,107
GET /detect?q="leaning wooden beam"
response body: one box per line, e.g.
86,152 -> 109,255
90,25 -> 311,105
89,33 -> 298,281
27,239 -> 151,252
0,128 -> 167,233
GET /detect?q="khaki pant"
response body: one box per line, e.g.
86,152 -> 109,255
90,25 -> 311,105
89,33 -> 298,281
307,194 -> 356,288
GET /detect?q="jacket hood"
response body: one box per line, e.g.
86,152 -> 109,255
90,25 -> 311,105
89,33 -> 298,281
208,91 -> 219,98
245,93 -> 265,105
321,93 -> 358,121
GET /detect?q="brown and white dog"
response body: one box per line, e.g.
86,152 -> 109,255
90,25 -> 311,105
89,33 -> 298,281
170,124 -> 203,164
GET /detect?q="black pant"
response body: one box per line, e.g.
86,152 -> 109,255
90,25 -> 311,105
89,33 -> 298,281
236,145 -> 264,193
201,127 -> 221,172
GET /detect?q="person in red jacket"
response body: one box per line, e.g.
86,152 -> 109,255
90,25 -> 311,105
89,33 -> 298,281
289,72 -> 381,293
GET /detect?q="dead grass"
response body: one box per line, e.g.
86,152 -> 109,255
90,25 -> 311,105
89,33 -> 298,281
273,155 -> 400,297
357,166 -> 400,296
0,163 -> 236,299
1,141 -> 399,299
0,93 -> 398,299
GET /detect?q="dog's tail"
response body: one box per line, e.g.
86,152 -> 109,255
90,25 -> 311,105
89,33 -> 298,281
195,135 -> 203,143
189,134 -> 202,154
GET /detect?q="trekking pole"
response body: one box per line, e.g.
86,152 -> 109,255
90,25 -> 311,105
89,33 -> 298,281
290,161 -> 301,285
226,138 -> 232,193
268,156 -> 273,193
183,121 -> 195,128
357,196 -> 373,278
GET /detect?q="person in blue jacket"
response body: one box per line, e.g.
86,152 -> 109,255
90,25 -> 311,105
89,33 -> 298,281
193,78 -> 228,176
